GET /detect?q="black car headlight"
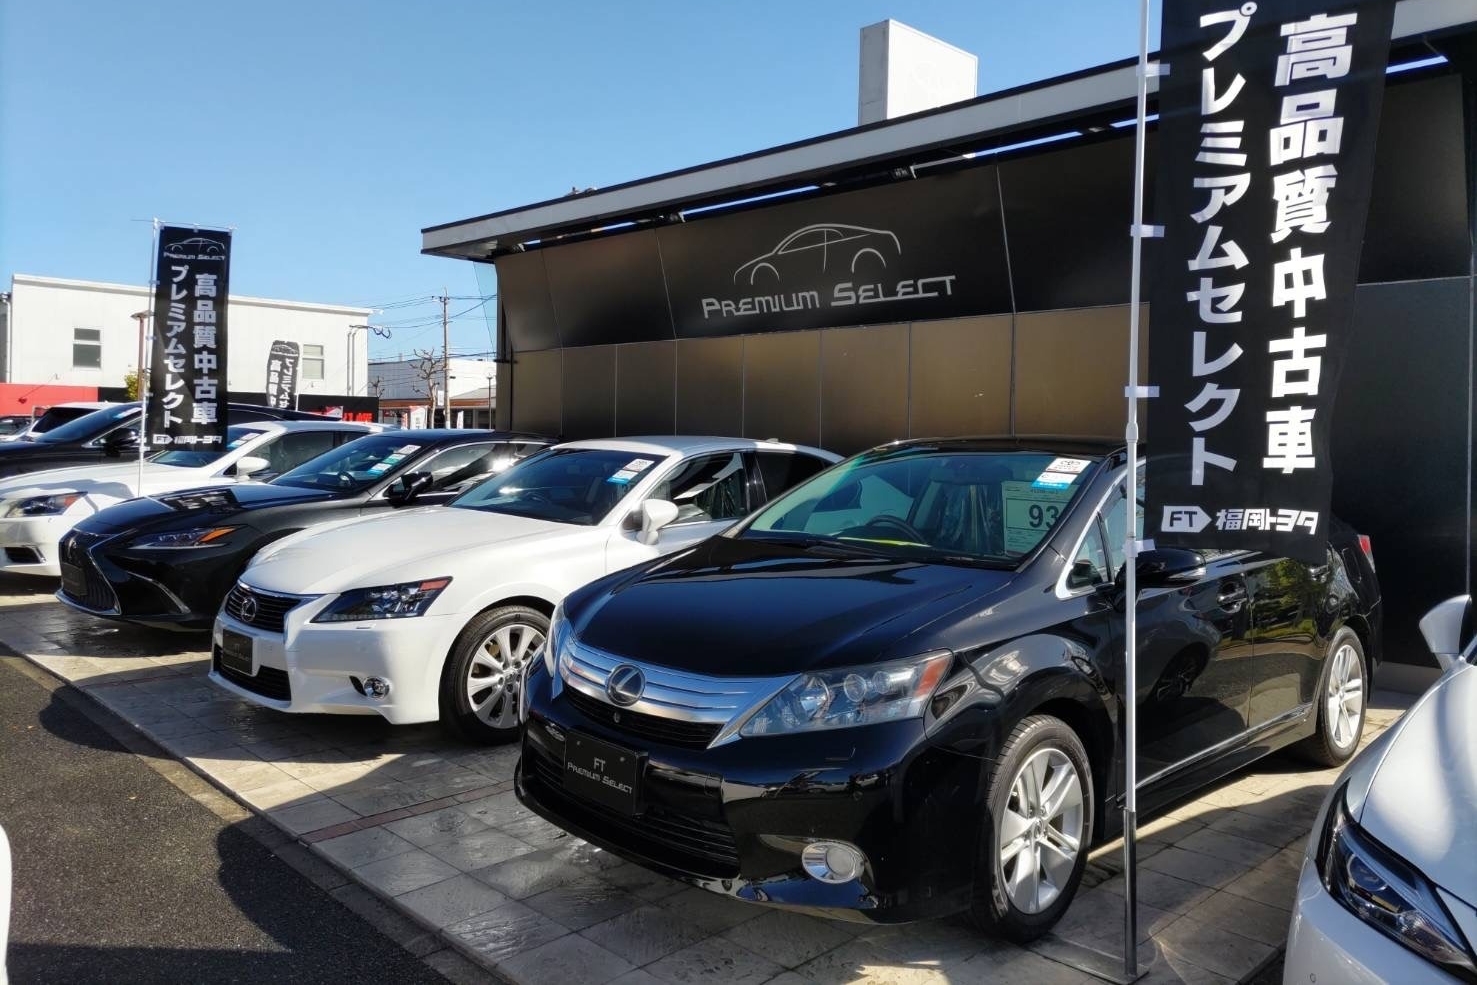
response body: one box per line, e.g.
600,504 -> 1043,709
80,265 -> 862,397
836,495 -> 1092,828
312,577 -> 451,622
739,651 -> 952,737
128,526 -> 239,549
1317,788 -> 1477,981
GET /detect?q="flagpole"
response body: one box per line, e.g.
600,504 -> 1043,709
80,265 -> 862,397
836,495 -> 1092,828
1123,0 -> 1153,976
139,218 -> 159,493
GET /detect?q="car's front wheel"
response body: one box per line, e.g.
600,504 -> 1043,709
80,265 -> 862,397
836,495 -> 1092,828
969,714 -> 1094,943
439,604 -> 549,744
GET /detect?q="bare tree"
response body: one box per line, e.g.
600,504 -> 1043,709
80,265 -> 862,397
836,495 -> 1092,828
409,349 -> 444,425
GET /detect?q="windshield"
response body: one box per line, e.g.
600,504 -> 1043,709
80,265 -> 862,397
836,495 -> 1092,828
33,404 -> 139,444
29,405 -> 103,435
738,447 -> 1101,567
274,433 -> 428,490
148,426 -> 264,468
451,447 -> 665,525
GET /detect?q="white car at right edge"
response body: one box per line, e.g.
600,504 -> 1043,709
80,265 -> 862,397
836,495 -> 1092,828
1285,595 -> 1477,984
210,436 -> 839,744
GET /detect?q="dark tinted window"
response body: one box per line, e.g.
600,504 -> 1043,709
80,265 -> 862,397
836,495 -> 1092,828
754,451 -> 832,502
251,430 -> 342,477
419,442 -> 520,493
453,448 -> 664,525
649,452 -> 749,525
33,405 -> 138,444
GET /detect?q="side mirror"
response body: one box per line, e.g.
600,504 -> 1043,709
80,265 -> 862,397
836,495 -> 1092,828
387,471 -> 433,505
235,456 -> 270,479
101,428 -> 139,457
637,499 -> 680,546
1133,547 -> 1207,589
1419,595 -> 1470,672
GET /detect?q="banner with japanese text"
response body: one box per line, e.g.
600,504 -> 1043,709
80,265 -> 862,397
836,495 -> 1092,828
264,340 -> 300,410
148,227 -> 231,450
1145,0 -> 1395,564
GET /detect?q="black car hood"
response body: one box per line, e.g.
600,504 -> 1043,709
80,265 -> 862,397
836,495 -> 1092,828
574,535 -> 1017,677
74,483 -> 338,535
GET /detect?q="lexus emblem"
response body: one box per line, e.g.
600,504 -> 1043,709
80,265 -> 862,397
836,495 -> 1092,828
239,593 -> 259,625
606,664 -> 645,707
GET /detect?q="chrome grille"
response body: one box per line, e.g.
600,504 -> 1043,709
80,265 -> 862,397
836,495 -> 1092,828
223,582 -> 306,633
559,642 -> 785,747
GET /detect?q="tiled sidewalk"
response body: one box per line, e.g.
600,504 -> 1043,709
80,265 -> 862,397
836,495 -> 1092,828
0,576 -> 1409,985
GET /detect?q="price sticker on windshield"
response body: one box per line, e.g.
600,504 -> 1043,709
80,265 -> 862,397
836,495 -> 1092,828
1002,481 -> 1076,553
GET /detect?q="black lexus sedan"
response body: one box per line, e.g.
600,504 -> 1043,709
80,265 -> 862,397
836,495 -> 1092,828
0,401 -> 331,479
58,429 -> 550,630
517,439 -> 1381,941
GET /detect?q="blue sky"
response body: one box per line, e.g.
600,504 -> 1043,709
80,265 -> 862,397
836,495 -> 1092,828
0,1 -> 1159,361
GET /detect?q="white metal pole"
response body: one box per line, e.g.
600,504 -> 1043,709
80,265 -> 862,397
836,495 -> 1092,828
1123,0 -> 1152,977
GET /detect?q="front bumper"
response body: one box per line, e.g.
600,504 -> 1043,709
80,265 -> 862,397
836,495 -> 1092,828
58,535 -> 250,631
516,661 -> 983,923
210,601 -> 466,725
0,515 -> 68,576
1285,857 -> 1466,985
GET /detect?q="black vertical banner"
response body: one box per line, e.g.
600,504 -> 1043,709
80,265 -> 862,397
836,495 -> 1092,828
264,340 -> 301,410
149,227 -> 232,450
1146,1 -> 1395,564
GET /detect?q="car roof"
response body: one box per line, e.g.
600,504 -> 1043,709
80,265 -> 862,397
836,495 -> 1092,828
236,420 -> 384,434
551,435 -> 836,458
875,436 -> 1122,458
48,401 -> 120,410
364,428 -> 551,443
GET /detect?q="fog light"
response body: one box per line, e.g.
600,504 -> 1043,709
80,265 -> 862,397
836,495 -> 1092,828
363,677 -> 391,699
801,841 -> 866,884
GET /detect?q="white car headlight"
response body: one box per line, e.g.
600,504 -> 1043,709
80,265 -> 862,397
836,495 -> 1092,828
2,493 -> 81,518
312,577 -> 452,622
739,652 -> 952,737
1318,788 -> 1477,980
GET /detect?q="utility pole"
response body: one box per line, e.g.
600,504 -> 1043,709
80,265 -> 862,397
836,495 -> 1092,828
440,289 -> 450,427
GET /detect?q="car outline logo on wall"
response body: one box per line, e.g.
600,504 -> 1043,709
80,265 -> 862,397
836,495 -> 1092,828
162,236 -> 226,259
732,223 -> 901,286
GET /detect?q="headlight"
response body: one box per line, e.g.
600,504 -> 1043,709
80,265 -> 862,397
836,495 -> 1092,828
2,493 -> 81,517
312,577 -> 452,622
542,602 -> 567,676
739,652 -> 952,737
1318,789 -> 1477,980
128,526 -> 239,549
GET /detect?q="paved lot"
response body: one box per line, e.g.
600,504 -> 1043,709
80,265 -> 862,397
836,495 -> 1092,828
0,575 -> 1410,985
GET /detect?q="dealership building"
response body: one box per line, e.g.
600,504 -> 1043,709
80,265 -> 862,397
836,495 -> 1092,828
0,273 -> 375,416
421,0 -> 1476,676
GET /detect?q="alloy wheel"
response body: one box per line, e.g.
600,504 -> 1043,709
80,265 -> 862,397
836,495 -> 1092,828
466,621 -> 544,730
997,746 -> 1085,915
1326,642 -> 1364,750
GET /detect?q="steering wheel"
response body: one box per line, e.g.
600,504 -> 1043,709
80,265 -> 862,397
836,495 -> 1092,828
337,471 -> 356,488
840,514 -> 928,544
524,490 -> 555,505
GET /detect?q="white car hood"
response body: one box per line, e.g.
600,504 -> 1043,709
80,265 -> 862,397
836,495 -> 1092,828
1357,664 -> 1477,907
243,506 -> 574,595
0,462 -> 198,502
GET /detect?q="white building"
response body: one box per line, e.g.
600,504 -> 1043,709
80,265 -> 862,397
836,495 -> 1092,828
368,356 -> 498,428
1,273 -> 372,397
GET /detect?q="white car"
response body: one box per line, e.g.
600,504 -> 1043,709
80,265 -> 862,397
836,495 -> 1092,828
1285,596 -> 1477,985
0,420 -> 382,577
211,436 -> 840,742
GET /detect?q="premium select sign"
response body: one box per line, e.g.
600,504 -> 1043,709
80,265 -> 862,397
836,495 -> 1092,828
1146,0 -> 1395,564
148,226 -> 231,450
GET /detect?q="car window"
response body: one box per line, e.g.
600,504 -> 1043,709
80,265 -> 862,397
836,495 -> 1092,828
1103,476 -> 1146,581
1072,521 -> 1113,587
647,452 -> 750,525
417,442 -> 517,493
249,430 -> 341,478
741,448 -> 1100,568
754,451 -> 832,502
452,447 -> 664,525
275,433 -> 427,490
33,404 -> 138,444
151,425 -> 265,468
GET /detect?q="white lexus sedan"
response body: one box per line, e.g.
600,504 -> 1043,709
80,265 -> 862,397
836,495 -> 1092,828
1285,596 -> 1477,984
0,420 -> 380,577
211,436 -> 839,742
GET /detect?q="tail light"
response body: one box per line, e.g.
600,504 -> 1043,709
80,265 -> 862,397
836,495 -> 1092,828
1358,534 -> 1375,571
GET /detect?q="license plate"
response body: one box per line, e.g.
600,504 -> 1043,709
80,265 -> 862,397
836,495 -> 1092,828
220,629 -> 254,676
563,732 -> 643,815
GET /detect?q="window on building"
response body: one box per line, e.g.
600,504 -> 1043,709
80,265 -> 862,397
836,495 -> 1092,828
302,344 -> 325,380
73,328 -> 102,370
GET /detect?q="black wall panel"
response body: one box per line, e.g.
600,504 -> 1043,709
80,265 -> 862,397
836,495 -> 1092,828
675,337 -> 744,436
1015,306 -> 1147,438
820,324 -> 909,455
1332,278 -> 1472,666
909,315 -> 1013,438
495,252 -> 559,353
561,345 -> 616,440
509,348 -> 562,436
543,230 -> 674,347
742,331 -> 821,447
615,341 -> 676,436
